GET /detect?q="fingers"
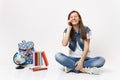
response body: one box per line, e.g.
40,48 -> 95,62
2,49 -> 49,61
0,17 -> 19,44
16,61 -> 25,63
75,62 -> 79,70
68,19 -> 72,23
75,62 -> 78,66
68,19 -> 72,26
75,62 -> 83,71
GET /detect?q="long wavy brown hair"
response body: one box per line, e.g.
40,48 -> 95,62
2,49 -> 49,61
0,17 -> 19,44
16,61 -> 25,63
68,10 -> 87,41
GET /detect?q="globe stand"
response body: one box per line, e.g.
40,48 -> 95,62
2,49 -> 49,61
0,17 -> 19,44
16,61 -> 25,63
16,65 -> 25,69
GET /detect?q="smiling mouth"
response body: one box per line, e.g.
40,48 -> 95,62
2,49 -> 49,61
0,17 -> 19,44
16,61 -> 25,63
72,20 -> 77,23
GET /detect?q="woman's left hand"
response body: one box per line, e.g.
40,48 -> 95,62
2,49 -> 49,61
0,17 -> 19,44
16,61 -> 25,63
75,61 -> 84,72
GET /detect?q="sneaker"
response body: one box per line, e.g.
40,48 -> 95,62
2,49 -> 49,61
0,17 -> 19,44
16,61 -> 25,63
85,67 -> 100,75
64,66 -> 72,73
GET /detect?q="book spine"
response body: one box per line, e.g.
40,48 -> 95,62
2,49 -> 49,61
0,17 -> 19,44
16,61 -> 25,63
29,67 -> 47,72
37,52 -> 40,66
35,52 -> 37,66
40,51 -> 43,66
41,51 -> 49,66
33,52 -> 35,66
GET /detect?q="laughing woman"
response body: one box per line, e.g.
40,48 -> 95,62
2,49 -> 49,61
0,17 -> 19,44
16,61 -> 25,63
55,10 -> 105,74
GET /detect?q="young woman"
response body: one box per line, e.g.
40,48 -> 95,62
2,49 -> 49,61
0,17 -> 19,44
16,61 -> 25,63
55,10 -> 105,74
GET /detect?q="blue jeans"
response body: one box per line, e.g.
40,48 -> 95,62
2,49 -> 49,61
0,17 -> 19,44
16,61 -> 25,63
55,52 -> 105,72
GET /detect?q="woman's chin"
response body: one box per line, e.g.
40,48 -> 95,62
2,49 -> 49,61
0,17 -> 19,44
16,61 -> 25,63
72,23 -> 78,26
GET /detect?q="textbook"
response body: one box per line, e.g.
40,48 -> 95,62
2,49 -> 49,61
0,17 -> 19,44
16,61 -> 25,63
41,51 -> 49,66
29,66 -> 47,72
30,51 -> 48,72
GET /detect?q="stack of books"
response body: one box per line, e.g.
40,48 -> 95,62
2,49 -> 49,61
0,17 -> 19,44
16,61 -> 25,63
29,51 -> 49,72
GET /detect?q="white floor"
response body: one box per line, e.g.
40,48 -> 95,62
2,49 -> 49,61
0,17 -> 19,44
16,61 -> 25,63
0,58 -> 120,80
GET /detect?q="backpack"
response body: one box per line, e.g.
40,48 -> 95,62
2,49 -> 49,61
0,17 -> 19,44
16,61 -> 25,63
13,40 -> 34,65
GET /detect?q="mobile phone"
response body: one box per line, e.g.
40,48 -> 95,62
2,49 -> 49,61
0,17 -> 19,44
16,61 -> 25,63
68,22 -> 72,26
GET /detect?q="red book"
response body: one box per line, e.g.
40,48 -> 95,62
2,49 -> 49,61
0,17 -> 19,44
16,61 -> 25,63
41,51 -> 49,66
35,52 -> 38,66
29,66 -> 47,72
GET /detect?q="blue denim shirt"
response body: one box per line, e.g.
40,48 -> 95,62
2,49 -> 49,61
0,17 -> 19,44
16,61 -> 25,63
64,26 -> 91,52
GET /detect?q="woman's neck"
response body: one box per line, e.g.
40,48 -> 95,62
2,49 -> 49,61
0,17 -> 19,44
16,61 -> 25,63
73,24 -> 79,32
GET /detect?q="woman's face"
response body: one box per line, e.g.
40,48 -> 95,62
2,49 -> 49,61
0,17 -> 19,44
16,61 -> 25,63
69,12 -> 80,26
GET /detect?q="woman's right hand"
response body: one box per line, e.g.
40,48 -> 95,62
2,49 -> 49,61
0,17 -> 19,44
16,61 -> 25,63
68,20 -> 72,30
62,20 -> 72,46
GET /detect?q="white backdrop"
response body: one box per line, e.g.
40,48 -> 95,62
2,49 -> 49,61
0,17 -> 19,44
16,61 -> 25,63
0,0 -> 120,68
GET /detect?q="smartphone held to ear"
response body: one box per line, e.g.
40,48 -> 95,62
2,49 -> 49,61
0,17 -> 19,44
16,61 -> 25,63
68,22 -> 72,26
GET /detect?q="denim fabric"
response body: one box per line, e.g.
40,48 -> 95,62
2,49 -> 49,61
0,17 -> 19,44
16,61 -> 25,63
55,52 -> 105,72
64,27 -> 91,51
